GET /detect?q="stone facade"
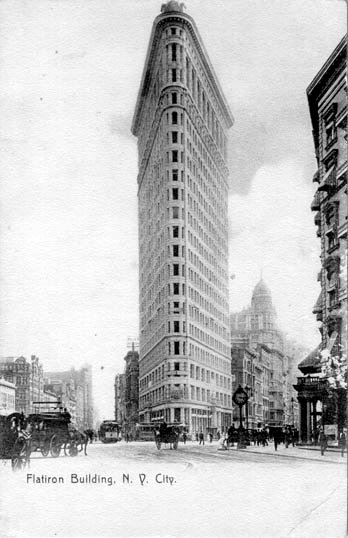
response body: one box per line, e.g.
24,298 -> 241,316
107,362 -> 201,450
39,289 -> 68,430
132,1 -> 233,433
308,35 -> 347,360
294,36 -> 347,443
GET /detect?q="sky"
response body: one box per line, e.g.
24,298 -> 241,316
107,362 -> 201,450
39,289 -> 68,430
0,0 -> 346,420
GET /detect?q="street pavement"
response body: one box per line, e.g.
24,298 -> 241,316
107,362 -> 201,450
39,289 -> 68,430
1,440 -> 346,538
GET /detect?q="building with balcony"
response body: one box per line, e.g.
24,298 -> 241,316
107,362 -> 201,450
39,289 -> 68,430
132,1 -> 233,433
295,36 -> 347,443
308,35 -> 347,354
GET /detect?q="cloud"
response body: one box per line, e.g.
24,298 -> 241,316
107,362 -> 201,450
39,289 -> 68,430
228,159 -> 321,349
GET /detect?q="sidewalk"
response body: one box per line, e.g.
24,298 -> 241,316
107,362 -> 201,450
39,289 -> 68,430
217,442 -> 347,464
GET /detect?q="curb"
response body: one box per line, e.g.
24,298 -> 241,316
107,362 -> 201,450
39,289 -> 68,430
216,447 -> 346,464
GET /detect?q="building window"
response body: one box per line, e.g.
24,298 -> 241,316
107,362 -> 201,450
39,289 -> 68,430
171,27 -> 176,35
172,131 -> 178,143
172,43 -> 177,61
172,93 -> 177,104
173,264 -> 179,275
172,188 -> 178,200
172,207 -> 179,218
173,301 -> 180,312
172,150 -> 178,162
172,112 -> 177,124
174,321 -> 180,333
174,341 -> 180,355
172,226 -> 179,238
172,69 -> 177,82
173,283 -> 180,294
173,245 -> 179,257
172,169 -> 178,181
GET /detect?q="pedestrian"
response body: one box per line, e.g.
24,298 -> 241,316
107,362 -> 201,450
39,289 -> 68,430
209,432 -> 213,443
182,431 -> 187,445
319,429 -> 327,456
216,430 -> 221,441
274,430 -> 278,452
284,428 -> 289,449
199,431 -> 205,445
339,431 -> 346,457
195,432 -> 199,442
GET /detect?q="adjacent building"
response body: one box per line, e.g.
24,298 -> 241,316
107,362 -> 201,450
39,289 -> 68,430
132,1 -> 233,433
114,349 -> 140,437
45,365 -> 94,429
294,36 -> 347,443
0,378 -> 16,416
114,373 -> 126,424
231,280 -> 301,429
0,355 -> 44,414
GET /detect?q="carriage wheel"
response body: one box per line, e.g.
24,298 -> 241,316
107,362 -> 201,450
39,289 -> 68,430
41,440 -> 50,457
68,442 -> 78,457
11,438 -> 27,471
50,435 -> 61,458
173,439 -> 178,450
155,438 -> 161,450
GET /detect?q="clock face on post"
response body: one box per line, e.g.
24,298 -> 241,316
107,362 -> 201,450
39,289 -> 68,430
232,387 -> 248,406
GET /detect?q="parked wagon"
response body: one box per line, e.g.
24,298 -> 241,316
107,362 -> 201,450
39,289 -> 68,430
0,413 -> 31,470
154,422 -> 180,450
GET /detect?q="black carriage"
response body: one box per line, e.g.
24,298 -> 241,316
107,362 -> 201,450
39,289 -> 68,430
28,411 -> 83,458
154,423 -> 180,450
0,413 -> 31,470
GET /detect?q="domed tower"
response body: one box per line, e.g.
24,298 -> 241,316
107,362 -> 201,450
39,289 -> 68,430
249,279 -> 283,351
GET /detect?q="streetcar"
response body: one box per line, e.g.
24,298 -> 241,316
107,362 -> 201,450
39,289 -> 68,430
99,420 -> 120,443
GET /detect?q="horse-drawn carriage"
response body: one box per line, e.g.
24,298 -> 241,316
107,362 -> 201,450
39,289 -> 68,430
27,411 -> 88,457
0,412 -> 31,470
154,422 -> 180,450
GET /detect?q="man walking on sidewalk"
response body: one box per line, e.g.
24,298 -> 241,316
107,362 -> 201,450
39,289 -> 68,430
319,429 -> 327,456
339,431 -> 346,457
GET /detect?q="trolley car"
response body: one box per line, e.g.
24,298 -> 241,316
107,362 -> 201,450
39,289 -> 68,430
99,420 -> 120,443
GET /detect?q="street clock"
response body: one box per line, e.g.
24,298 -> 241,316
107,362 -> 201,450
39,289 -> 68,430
232,385 -> 249,407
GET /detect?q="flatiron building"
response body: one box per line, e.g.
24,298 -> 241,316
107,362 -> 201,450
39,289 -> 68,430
132,1 -> 233,433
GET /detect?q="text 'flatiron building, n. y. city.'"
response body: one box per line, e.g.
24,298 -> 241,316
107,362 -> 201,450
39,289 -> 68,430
132,1 -> 234,433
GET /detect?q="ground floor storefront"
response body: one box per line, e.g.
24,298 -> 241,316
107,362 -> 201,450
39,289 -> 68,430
139,403 -> 232,434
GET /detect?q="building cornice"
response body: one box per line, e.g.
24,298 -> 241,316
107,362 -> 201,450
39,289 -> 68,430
307,35 -> 347,150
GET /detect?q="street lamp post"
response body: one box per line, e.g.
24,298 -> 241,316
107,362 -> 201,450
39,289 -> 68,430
291,397 -> 294,427
232,385 -> 249,449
